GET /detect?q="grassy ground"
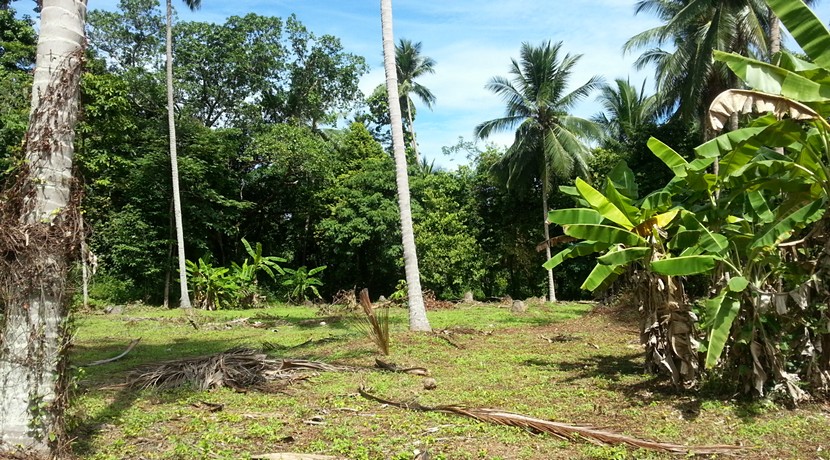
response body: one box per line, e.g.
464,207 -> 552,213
68,301 -> 830,459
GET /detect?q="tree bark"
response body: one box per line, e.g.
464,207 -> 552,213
380,0 -> 430,331
542,185 -> 557,302
166,0 -> 192,309
769,8 -> 781,58
0,0 -> 86,455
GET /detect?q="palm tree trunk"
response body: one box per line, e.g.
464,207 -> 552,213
81,215 -> 90,309
166,0 -> 192,309
0,0 -> 86,454
380,0 -> 430,331
542,188 -> 557,302
406,97 -> 419,164
769,8 -> 781,58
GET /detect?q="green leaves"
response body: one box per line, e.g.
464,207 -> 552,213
575,178 -> 634,229
650,256 -> 718,276
703,292 -> 741,369
648,137 -> 688,177
563,224 -> 646,247
767,0 -> 830,70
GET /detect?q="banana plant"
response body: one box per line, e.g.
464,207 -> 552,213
687,0 -> 830,398
282,265 -> 327,303
546,162 -> 706,387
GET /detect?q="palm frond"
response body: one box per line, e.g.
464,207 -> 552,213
359,387 -> 746,456
349,289 -> 390,355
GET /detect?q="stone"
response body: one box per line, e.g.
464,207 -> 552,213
511,300 -> 527,313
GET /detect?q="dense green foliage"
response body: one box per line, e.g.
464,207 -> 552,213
6,0 -> 829,400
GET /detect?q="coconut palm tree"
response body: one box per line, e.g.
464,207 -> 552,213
0,0 -> 87,454
593,78 -> 658,144
624,0 -> 770,135
475,41 -> 602,302
165,0 -> 201,309
380,0 -> 431,331
395,39 -> 436,164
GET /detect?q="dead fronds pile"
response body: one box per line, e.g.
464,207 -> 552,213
349,289 -> 390,355
358,387 -> 745,456
325,289 -> 358,313
126,348 -> 353,390
423,290 -> 454,310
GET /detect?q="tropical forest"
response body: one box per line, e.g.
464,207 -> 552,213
1,0 -> 830,458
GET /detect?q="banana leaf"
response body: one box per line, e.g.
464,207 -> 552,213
547,208 -> 604,226
575,178 -> 634,229
597,247 -> 651,266
581,263 -> 621,292
648,137 -> 688,177
704,291 -> 741,369
750,198 -> 825,249
563,224 -> 646,247
714,51 -> 830,103
650,255 -> 719,276
767,0 -> 830,70
543,241 -> 611,270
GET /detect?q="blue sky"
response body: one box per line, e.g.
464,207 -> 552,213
85,0 -> 830,169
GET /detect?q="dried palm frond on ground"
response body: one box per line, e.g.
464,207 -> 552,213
349,289 -> 390,355
358,387 -> 745,456
126,348 -> 354,390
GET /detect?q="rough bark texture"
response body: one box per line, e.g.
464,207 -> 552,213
0,0 -> 86,456
380,0 -> 430,331
166,0 -> 192,309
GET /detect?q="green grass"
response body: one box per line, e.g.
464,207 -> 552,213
68,302 -> 830,459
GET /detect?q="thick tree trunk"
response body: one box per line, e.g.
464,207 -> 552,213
166,0 -> 192,309
380,0 -> 430,331
0,0 -> 86,455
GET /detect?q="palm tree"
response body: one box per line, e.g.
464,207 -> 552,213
380,0 -> 431,331
475,41 -> 602,302
166,0 -> 201,309
395,39 -> 436,164
593,78 -> 658,144
0,0 -> 87,454
624,0 -> 770,136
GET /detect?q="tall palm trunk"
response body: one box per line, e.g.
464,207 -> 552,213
405,97 -> 420,164
0,0 -> 87,455
380,0 -> 430,331
542,189 -> 557,302
166,0 -> 192,309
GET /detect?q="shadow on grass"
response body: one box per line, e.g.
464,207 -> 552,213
522,352 -> 644,383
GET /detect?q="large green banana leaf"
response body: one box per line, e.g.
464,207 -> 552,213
715,51 -> 830,103
650,255 -> 719,276
581,263 -> 621,291
543,241 -> 611,270
597,247 -> 651,266
767,0 -> 830,70
703,291 -> 741,369
648,137 -> 688,177
563,224 -> 646,247
548,208 -> 604,226
575,178 -> 634,229
750,198 -> 826,249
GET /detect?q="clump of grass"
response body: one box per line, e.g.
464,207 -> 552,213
350,288 -> 390,355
